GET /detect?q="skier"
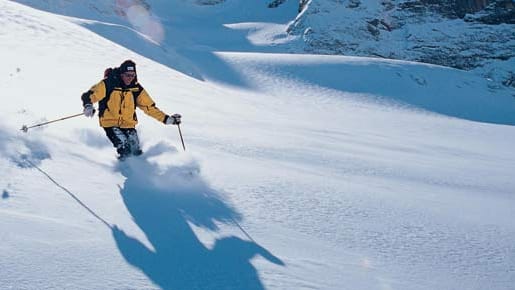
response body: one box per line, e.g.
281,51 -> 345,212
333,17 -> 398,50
81,60 -> 181,160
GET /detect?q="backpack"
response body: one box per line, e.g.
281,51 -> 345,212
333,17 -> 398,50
104,67 -> 114,79
98,67 -> 141,118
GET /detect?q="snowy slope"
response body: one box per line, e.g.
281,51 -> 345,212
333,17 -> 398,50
1,1 -> 515,290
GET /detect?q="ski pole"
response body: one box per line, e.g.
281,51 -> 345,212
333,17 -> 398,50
176,124 -> 186,151
21,112 -> 84,133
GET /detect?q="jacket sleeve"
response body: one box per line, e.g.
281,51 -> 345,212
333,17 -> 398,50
81,80 -> 107,106
136,89 -> 168,123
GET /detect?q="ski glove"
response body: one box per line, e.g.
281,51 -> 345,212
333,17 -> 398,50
166,113 -> 182,125
83,104 -> 95,118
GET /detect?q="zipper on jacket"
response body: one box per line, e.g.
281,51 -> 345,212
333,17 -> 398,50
119,91 -> 125,114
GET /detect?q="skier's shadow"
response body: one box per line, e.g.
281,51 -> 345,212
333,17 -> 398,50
112,149 -> 284,290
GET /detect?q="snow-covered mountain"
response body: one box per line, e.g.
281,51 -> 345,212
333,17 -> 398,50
287,0 -> 515,91
1,0 -> 515,289
14,0 -> 514,91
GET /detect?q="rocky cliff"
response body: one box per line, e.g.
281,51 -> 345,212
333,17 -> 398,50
287,0 -> 514,90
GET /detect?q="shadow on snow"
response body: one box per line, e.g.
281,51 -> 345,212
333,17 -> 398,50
112,147 -> 284,290
0,125 -> 51,168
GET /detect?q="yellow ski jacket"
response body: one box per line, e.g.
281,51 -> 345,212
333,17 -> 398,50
81,77 -> 167,128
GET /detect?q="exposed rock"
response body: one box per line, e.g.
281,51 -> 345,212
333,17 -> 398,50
348,0 -> 361,9
299,0 -> 311,12
399,0 -> 514,23
465,0 -> 515,24
268,0 -> 288,8
287,0 -> 515,89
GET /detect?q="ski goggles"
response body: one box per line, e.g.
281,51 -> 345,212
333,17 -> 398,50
122,72 -> 136,78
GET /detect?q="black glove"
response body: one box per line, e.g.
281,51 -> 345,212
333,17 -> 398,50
166,113 -> 181,125
83,104 -> 95,117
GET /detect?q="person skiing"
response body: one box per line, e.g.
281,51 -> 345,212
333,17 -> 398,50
81,60 -> 181,160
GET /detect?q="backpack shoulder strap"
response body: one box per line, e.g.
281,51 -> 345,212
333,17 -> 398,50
98,67 -> 120,117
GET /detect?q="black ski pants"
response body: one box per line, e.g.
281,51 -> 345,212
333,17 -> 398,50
104,127 -> 142,158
